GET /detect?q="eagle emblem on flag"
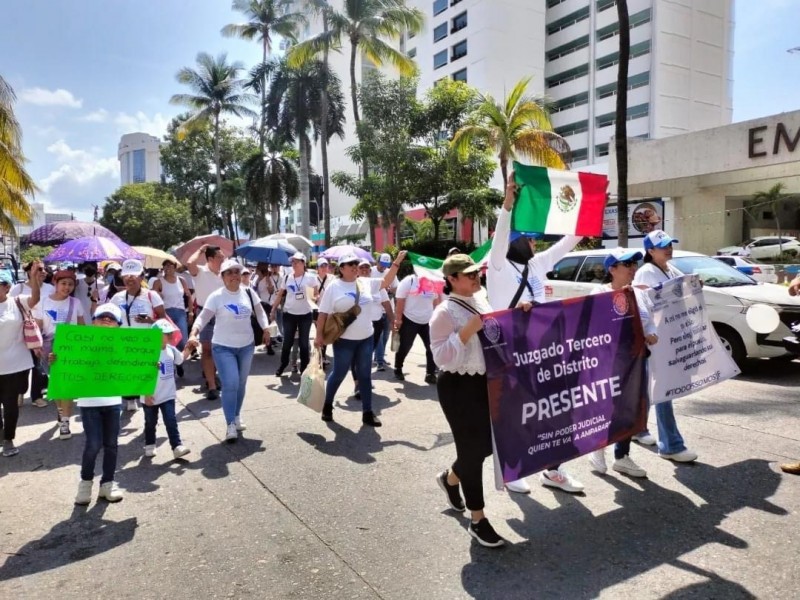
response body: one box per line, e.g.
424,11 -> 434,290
556,185 -> 578,213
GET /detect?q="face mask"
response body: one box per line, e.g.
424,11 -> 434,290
84,267 -> 96,277
106,274 -> 115,284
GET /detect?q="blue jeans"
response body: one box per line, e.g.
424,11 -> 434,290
80,404 -> 122,484
655,401 -> 687,454
373,313 -> 389,365
143,399 -> 182,448
165,307 -> 189,351
212,343 -> 254,425
326,337 -> 374,413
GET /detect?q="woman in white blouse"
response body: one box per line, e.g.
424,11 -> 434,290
429,254 -> 505,548
187,259 -> 270,442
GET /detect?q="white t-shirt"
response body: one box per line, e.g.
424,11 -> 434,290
318,277 -> 383,340
153,345 -> 184,405
396,275 -> 439,325
75,277 -> 107,318
633,262 -> 682,288
195,287 -> 269,348
0,295 -> 34,375
193,266 -> 223,307
280,272 -> 319,315
76,396 -> 122,408
10,282 -> 55,305
33,295 -> 86,338
109,289 -> 165,328
156,277 -> 186,310
371,266 -> 398,291
368,289 -> 389,321
591,284 -> 657,337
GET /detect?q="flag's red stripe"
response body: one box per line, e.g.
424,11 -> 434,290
576,171 -> 609,236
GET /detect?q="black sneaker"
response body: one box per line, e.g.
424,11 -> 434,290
362,411 -> 382,427
206,389 -> 219,400
275,366 -> 286,377
469,518 -> 505,548
291,365 -> 299,374
376,363 -> 386,372
437,470 -> 465,512
354,391 -> 361,401
267,346 -> 275,356
394,369 -> 405,381
425,373 -> 437,385
176,364 -> 184,378
321,407 -> 333,422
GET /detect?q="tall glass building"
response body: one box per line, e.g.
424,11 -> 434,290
118,132 -> 162,186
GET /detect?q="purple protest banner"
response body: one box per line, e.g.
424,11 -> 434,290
478,290 -> 648,486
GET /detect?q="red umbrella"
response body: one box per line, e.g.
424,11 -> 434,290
173,235 -> 234,266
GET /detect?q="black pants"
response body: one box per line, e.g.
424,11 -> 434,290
0,370 -> 29,441
437,372 -> 493,511
30,352 -> 48,400
261,302 -> 276,348
280,312 -> 312,372
615,438 -> 632,459
394,318 -> 435,375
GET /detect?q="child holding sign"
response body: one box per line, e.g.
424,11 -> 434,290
143,319 -> 190,460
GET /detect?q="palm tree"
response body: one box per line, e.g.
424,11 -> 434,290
451,76 -> 571,187
242,133 -> 300,233
221,0 -> 305,151
170,52 -> 256,241
750,183 -> 797,256
615,0 -> 631,246
0,76 -> 35,235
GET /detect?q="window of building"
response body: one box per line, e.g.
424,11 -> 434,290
551,91 -> 589,113
433,0 -> 448,16
132,149 -> 146,183
597,0 -> 616,12
546,63 -> 589,88
571,148 -> 588,162
630,8 -> 652,28
452,11 -> 467,33
408,47 -> 417,58
452,68 -> 467,82
546,7 -> 590,35
451,39 -> 467,61
450,0 -> 463,5
547,0 -> 569,8
595,72 -> 650,99
595,103 -> 649,128
595,8 -> 652,42
595,143 -> 609,157
629,40 -> 651,60
546,35 -> 590,62
555,120 -> 589,137
596,51 -> 619,71
434,22 -> 448,42
434,49 -> 448,69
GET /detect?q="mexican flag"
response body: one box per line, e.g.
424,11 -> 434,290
407,253 -> 445,294
512,161 -> 608,236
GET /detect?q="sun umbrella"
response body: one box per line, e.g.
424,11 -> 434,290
264,233 -> 313,252
26,221 -> 121,245
44,237 -> 144,263
234,238 -> 297,266
173,235 -> 234,266
132,246 -> 182,270
320,245 -> 373,263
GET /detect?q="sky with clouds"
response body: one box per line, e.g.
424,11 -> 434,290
1,0 -> 799,223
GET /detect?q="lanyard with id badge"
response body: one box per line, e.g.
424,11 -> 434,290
293,276 -> 306,301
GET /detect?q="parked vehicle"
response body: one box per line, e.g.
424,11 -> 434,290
544,249 -> 800,365
718,236 -> 800,259
712,255 -> 778,284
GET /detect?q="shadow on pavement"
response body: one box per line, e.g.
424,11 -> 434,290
297,424 -> 428,465
735,358 -> 800,386
0,502 -> 137,582
459,459 -> 785,599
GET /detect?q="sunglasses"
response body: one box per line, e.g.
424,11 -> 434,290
615,260 -> 638,268
457,271 -> 480,280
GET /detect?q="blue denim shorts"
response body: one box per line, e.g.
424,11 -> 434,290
196,308 -> 215,343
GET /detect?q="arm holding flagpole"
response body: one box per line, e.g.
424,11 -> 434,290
489,175 -> 517,272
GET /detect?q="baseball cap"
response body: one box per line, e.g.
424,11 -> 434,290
443,254 -> 481,277
152,318 -> 178,334
379,253 -> 392,266
358,258 -> 371,267
603,249 -> 644,270
509,231 -> 543,242
53,269 -> 77,283
339,253 -> 359,265
220,258 -> 244,274
0,270 -> 13,285
317,258 -> 329,267
106,262 -> 122,272
93,303 -> 123,324
644,230 -> 679,250
120,259 -> 144,277
291,252 -> 306,262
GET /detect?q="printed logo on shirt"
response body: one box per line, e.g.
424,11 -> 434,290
286,283 -> 300,293
159,359 -> 174,378
344,291 -> 371,305
223,303 -> 250,319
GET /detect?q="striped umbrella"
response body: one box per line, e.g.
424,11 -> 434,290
44,236 -> 144,263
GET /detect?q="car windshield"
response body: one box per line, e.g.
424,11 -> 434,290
671,256 -> 757,287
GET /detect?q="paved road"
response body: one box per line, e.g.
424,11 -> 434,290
0,341 -> 798,599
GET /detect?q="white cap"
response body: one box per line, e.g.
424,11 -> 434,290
93,303 -> 123,324
317,258 -> 329,266
120,259 -> 144,277
358,258 -> 371,267
291,252 -> 306,262
220,258 -> 244,274
379,253 -> 392,265
152,318 -> 178,334
339,253 -> 359,264
105,262 -> 122,272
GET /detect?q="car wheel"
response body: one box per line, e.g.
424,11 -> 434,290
713,323 -> 746,367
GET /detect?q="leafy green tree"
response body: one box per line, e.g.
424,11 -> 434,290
0,76 -> 34,235
21,245 -> 55,265
747,183 -> 799,255
242,133 -> 300,233
99,183 -> 198,249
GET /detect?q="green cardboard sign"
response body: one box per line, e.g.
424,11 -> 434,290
48,324 -> 162,400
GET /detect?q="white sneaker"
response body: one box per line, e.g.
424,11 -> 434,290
660,449 -> 698,463
98,481 -> 123,502
125,400 -> 138,412
540,468 -> 584,493
144,444 -> 156,457
75,480 -> 93,505
505,478 -> 531,494
173,445 -> 191,459
588,449 -> 608,474
633,432 -> 657,446
234,416 -> 247,432
225,423 -> 238,442
613,456 -> 647,478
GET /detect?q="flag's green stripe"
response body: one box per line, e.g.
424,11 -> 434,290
512,162 -> 552,233
470,239 -> 492,263
408,252 -> 444,270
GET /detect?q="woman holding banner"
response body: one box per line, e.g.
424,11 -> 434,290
486,172 -> 584,495
632,230 -> 698,463
430,253 -> 505,548
587,249 -> 657,478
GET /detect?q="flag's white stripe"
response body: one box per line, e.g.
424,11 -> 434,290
413,265 -> 444,281
544,169 -> 582,235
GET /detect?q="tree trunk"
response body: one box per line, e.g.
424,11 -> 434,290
321,18 -> 332,248
299,136 -> 311,240
432,216 -> 441,241
500,158 -> 508,188
395,215 -> 404,247
271,202 -> 281,234
213,113 -> 224,237
615,0 -> 631,247
260,40 -> 267,153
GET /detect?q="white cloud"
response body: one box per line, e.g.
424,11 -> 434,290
113,111 -> 171,138
19,87 -> 83,108
79,109 -> 110,123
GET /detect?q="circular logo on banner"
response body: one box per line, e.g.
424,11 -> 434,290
612,291 -> 630,316
417,256 -> 428,264
672,280 -> 684,298
557,185 -> 578,213
483,317 -> 502,344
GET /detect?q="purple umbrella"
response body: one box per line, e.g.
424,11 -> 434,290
44,237 -> 144,263
320,245 -> 374,263
26,221 -> 120,245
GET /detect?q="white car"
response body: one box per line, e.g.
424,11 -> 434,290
544,249 -> 800,366
712,255 -> 778,284
718,236 -> 800,259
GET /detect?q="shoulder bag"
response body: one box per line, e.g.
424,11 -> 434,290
321,281 -> 362,345
508,263 -> 535,309
15,297 -> 43,350
244,288 -> 264,346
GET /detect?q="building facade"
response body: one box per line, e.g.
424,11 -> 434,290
118,132 -> 162,186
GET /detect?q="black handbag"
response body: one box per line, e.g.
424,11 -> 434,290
244,288 -> 264,346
